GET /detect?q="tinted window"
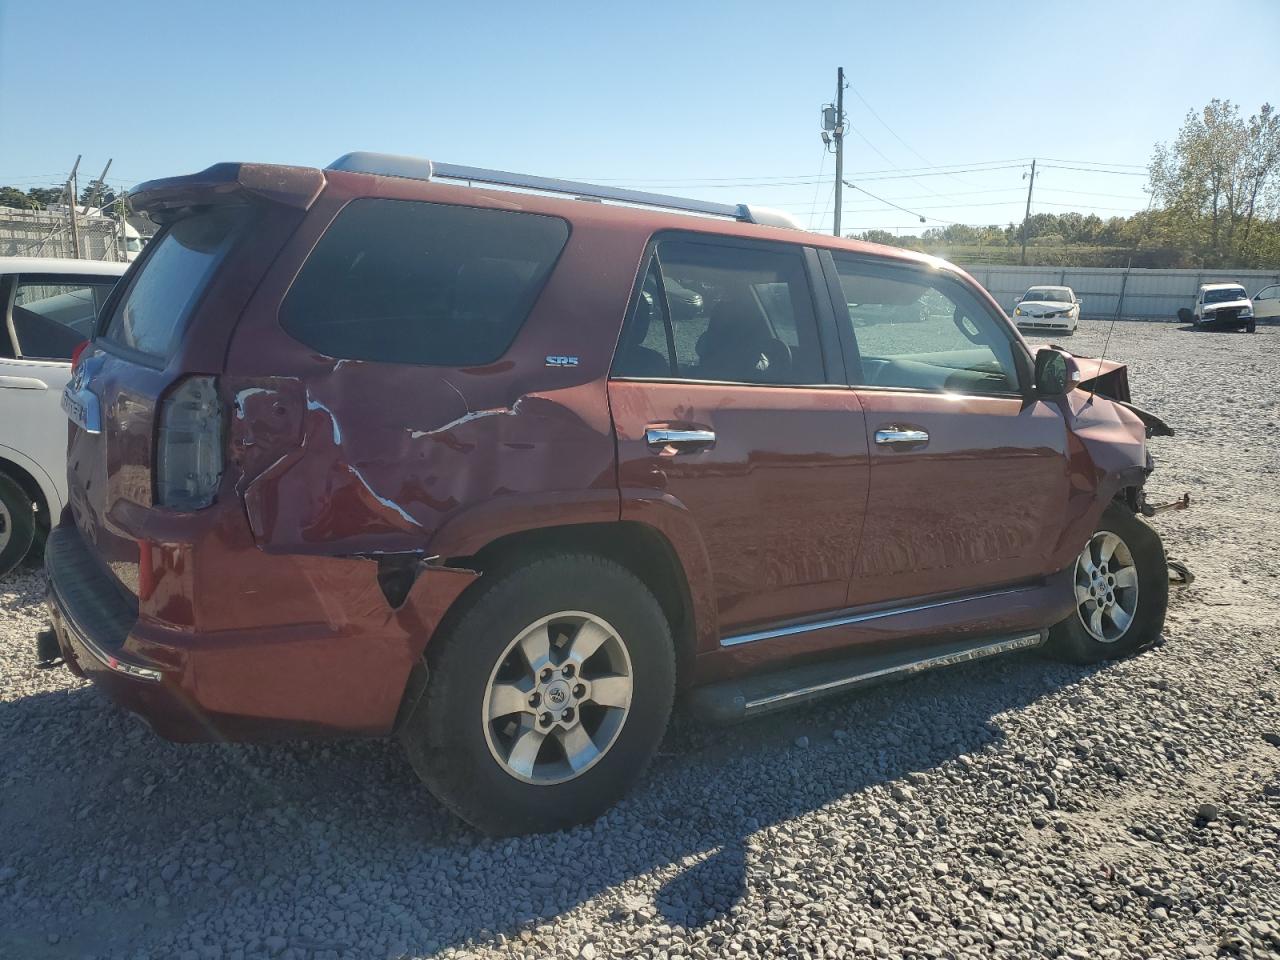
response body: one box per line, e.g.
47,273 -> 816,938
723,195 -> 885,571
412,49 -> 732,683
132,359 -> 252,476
280,199 -> 569,366
1203,287 -> 1246,304
104,207 -> 250,358
10,278 -> 118,360
833,258 -> 1020,394
612,239 -> 824,385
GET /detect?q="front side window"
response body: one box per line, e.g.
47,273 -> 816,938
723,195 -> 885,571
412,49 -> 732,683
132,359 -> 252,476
280,199 -> 569,366
833,257 -> 1020,394
104,206 -> 251,359
612,238 -> 825,385
10,277 -> 119,360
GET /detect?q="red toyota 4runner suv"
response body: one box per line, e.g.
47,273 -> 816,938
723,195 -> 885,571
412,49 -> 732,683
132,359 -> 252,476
41,154 -> 1178,834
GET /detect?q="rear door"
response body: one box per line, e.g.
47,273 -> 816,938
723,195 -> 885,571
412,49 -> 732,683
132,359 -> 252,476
0,272 -> 120,511
822,252 -> 1070,607
609,235 -> 869,638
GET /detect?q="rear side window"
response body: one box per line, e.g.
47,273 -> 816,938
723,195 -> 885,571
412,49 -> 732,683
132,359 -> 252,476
104,207 -> 250,359
612,238 -> 825,385
280,199 -> 569,366
9,277 -> 118,360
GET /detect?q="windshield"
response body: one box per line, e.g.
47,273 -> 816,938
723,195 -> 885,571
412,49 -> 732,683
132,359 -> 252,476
1204,287 -> 1246,304
103,207 -> 251,358
1024,287 -> 1071,303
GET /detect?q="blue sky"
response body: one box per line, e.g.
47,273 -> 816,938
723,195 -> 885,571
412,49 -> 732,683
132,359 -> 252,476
1,0 -> 1276,235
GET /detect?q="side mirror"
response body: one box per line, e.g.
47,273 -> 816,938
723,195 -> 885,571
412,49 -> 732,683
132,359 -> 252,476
1014,295 -> 1024,303
1034,347 -> 1080,397
1076,298 -> 1083,306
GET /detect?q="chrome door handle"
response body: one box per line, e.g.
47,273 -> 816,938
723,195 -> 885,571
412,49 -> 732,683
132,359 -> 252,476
0,375 -> 49,390
874,427 -> 929,446
645,427 -> 716,451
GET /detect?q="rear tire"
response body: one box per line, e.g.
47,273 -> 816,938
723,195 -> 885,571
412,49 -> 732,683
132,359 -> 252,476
0,473 -> 36,579
1043,502 -> 1167,664
400,554 -> 675,835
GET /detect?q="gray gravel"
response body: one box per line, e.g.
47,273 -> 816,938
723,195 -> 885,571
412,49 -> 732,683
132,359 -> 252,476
3,320 -> 1280,960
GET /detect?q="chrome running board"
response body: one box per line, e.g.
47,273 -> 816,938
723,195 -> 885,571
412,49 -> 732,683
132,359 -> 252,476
689,631 -> 1045,723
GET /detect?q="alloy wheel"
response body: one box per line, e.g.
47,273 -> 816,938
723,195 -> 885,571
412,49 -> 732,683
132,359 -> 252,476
1074,530 -> 1140,643
0,498 -> 10,554
482,611 -> 634,785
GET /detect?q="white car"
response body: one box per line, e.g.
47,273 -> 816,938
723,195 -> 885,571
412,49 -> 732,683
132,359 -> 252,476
0,257 -> 126,576
1192,283 -> 1255,332
1012,285 -> 1081,335
1250,283 -> 1280,322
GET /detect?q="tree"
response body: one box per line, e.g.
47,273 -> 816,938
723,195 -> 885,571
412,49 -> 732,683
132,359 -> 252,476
0,187 -> 38,209
25,186 -> 66,208
1149,100 -> 1280,266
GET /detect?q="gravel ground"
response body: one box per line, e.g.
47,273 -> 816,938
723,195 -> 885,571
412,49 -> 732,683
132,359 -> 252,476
2,320 -> 1279,960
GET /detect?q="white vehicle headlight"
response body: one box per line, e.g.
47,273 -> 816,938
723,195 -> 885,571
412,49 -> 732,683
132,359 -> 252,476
1241,306 -> 1253,317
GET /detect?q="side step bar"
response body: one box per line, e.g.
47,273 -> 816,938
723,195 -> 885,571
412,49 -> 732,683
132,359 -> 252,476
689,631 -> 1046,724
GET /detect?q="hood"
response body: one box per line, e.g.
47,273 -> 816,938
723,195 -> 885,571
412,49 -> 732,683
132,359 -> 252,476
1018,299 -> 1074,315
1202,297 -> 1251,311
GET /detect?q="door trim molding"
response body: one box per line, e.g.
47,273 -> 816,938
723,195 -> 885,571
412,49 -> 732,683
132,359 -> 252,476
719,585 -> 1035,647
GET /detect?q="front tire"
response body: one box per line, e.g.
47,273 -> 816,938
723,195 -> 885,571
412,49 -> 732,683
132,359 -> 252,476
401,554 -> 675,835
1044,502 -> 1167,664
0,473 -> 36,579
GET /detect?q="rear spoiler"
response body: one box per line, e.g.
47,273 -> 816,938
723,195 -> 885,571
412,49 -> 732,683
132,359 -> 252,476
129,163 -> 325,223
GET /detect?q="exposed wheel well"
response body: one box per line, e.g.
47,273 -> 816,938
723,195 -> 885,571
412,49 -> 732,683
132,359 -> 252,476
451,521 -> 698,687
0,457 -> 50,534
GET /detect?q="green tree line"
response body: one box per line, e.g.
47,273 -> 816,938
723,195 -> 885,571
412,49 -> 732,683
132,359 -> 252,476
854,100 -> 1280,269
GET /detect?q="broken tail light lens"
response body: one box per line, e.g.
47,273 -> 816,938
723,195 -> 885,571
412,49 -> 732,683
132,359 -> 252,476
156,375 -> 224,510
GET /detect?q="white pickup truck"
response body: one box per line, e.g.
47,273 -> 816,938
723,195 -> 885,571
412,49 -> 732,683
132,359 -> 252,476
0,257 -> 126,576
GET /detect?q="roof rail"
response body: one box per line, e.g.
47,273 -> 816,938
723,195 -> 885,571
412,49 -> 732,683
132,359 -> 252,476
326,152 -> 803,230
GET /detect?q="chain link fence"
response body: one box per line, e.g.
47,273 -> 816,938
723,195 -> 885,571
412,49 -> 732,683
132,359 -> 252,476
0,208 -> 127,261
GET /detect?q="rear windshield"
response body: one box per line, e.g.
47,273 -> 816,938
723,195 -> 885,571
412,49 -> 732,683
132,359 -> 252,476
279,199 -> 570,366
103,207 -> 250,358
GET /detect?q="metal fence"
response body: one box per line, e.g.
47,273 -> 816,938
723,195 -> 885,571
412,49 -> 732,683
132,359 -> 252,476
0,208 -> 126,261
959,265 -> 1280,320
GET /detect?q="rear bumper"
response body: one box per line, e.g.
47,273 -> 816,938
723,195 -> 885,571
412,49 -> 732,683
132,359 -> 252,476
44,520 -> 477,742
45,523 -> 205,739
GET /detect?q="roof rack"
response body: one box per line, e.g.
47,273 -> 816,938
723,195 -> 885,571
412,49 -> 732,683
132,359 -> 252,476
326,152 -> 803,230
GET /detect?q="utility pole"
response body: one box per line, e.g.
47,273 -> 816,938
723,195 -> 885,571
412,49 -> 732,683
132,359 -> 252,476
833,67 -> 845,238
65,155 -> 82,259
1019,158 -> 1037,266
83,158 -> 112,211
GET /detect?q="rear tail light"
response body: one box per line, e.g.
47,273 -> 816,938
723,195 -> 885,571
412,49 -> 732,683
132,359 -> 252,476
156,376 -> 224,510
70,340 -> 90,370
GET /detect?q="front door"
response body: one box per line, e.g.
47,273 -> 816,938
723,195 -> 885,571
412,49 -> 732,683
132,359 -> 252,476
823,253 -> 1070,607
609,236 -> 869,637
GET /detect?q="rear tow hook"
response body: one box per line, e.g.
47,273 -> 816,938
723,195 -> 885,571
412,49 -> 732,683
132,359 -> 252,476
35,628 -> 64,670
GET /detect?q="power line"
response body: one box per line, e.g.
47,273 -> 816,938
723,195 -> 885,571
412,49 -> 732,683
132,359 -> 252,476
1040,163 -> 1148,177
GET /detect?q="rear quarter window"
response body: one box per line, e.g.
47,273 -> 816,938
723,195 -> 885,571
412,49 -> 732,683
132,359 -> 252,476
279,199 -> 570,366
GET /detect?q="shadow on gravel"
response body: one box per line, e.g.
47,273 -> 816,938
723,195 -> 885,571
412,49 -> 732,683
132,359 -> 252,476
0,646 -> 1106,956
